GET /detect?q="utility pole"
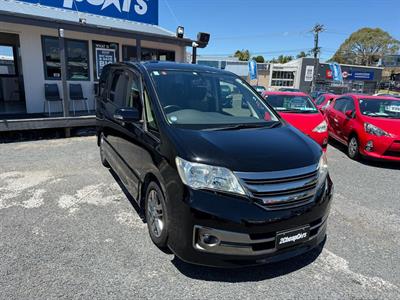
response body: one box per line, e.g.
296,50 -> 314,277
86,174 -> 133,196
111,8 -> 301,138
311,24 -> 324,92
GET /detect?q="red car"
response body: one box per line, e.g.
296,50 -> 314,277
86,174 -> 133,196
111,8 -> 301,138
325,94 -> 400,161
262,91 -> 328,151
314,93 -> 336,114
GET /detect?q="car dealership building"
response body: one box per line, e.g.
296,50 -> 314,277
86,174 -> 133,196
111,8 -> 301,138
269,58 -> 383,94
0,0 -> 196,132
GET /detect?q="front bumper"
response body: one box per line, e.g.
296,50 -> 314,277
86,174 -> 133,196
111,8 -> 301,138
167,174 -> 333,267
359,135 -> 400,162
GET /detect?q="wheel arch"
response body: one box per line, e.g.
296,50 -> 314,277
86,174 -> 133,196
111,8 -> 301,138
140,172 -> 165,209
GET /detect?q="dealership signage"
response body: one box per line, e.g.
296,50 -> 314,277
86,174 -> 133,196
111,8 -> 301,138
95,47 -> 116,79
329,63 -> 343,82
304,65 -> 314,82
17,0 -> 158,25
326,69 -> 375,81
345,71 -> 374,80
248,60 -> 258,80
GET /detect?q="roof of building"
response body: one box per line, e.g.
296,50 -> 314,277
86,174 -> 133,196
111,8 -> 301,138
0,0 -> 184,40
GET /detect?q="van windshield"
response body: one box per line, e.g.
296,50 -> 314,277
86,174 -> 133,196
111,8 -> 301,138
150,70 -> 279,129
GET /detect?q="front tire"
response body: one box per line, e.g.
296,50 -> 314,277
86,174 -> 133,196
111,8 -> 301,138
348,136 -> 360,160
145,182 -> 169,249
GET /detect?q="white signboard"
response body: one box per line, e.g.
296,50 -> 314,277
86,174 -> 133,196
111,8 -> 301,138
305,65 -> 314,82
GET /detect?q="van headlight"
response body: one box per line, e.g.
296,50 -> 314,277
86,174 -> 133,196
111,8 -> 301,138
318,153 -> 328,185
312,120 -> 328,133
175,157 -> 246,195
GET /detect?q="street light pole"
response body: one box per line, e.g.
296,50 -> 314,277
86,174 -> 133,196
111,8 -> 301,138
311,24 -> 324,93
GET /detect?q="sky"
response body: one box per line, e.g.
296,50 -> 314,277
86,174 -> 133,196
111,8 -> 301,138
158,0 -> 400,62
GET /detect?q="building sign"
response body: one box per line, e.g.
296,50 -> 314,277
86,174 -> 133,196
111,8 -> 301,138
248,60 -> 258,80
329,63 -> 343,82
304,65 -> 314,82
346,71 -> 374,81
17,0 -> 159,25
95,47 -> 116,79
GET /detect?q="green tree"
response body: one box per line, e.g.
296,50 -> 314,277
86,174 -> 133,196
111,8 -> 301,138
296,51 -> 309,59
252,55 -> 265,63
270,55 -> 294,64
234,49 -> 250,61
330,28 -> 400,66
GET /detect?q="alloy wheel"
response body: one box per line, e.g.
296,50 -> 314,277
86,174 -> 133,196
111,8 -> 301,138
348,137 -> 359,159
147,189 -> 164,238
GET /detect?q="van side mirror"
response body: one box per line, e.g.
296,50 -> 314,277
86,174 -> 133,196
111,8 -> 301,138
114,108 -> 140,123
345,110 -> 354,118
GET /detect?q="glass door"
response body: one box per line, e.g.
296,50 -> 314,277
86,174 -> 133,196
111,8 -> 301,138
0,32 -> 26,115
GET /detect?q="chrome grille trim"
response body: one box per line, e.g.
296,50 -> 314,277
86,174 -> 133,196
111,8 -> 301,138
235,164 -> 320,209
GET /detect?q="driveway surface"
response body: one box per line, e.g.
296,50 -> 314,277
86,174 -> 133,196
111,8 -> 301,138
0,137 -> 399,299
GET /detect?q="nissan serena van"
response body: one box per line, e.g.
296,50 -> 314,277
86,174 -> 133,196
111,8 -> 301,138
96,62 -> 334,267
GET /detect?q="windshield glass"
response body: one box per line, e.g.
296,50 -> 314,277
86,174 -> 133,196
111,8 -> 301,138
150,70 -> 279,129
359,98 -> 400,119
264,95 -> 318,113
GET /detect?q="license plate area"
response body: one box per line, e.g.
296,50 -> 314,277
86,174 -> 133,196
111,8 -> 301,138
276,226 -> 310,250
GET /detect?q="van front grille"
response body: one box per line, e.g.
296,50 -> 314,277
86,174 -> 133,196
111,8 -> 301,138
235,164 -> 319,210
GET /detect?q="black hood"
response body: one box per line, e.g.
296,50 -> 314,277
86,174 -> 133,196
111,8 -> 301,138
168,125 -> 322,172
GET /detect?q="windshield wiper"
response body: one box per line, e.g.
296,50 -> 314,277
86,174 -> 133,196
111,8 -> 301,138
207,122 -> 280,131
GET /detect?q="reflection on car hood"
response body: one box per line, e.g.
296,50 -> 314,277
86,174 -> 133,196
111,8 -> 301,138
170,125 -> 321,172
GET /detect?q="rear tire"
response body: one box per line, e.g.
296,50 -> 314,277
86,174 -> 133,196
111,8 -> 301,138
99,134 -> 110,168
347,136 -> 360,160
145,181 -> 169,249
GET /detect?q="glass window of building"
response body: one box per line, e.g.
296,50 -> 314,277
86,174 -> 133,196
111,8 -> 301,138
66,39 -> 89,80
122,45 -> 175,62
42,36 -> 61,80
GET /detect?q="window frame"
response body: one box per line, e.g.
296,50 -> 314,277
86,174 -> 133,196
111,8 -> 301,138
41,35 -> 90,81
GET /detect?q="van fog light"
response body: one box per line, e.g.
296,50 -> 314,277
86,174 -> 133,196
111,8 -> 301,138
201,234 -> 220,246
365,141 -> 374,152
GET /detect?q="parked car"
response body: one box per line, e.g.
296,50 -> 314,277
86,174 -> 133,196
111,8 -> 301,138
262,91 -> 329,151
325,94 -> 400,161
310,90 -> 328,101
314,93 -> 336,114
373,93 -> 400,99
279,88 -> 301,92
252,85 -> 266,94
96,62 -> 333,267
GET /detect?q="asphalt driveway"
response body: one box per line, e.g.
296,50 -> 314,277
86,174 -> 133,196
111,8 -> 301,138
0,136 -> 399,299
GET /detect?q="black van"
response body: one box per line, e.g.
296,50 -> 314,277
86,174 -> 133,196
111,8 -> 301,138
96,61 -> 333,267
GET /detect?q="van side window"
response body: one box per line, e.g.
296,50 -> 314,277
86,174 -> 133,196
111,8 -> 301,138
109,71 -> 129,107
144,88 -> 158,132
127,72 -> 142,113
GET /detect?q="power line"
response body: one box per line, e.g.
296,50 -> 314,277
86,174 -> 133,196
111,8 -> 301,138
163,0 -> 181,26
